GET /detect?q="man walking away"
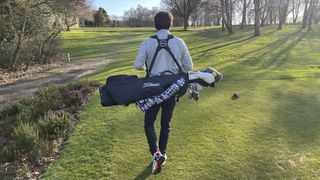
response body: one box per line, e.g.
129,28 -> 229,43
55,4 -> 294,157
134,11 -> 193,174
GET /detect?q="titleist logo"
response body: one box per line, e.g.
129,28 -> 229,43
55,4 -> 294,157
143,82 -> 160,88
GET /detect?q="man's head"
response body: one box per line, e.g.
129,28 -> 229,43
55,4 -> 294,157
154,11 -> 173,30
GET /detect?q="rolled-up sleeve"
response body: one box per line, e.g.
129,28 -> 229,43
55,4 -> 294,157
134,40 -> 147,70
181,40 -> 193,72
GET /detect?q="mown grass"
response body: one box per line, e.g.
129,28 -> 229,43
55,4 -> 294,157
43,25 -> 320,179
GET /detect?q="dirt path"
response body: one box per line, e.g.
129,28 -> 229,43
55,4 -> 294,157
0,57 -> 111,110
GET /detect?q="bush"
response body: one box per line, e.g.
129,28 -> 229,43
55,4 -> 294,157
12,122 -> 40,158
88,80 -> 101,88
0,144 -> 19,162
65,81 -> 89,91
0,102 -> 23,119
17,86 -> 60,122
60,89 -> 83,112
34,85 -> 60,111
38,110 -> 72,140
0,80 -> 99,165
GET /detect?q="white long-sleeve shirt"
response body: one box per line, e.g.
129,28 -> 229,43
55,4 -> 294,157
134,29 -> 193,76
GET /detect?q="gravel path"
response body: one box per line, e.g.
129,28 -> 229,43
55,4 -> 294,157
0,57 -> 111,110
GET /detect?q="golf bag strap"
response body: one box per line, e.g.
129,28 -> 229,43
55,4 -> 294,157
146,35 -> 183,77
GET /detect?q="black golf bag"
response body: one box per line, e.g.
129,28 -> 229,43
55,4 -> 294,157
99,73 -> 189,107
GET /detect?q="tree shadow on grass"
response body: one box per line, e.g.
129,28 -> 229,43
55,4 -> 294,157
134,165 -> 152,180
237,28 -> 306,67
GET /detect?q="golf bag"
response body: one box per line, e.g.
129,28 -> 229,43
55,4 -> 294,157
99,73 -> 189,107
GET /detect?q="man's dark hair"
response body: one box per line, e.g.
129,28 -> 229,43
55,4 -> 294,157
154,11 -> 173,30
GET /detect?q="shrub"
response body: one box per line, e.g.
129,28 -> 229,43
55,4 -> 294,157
12,122 -> 40,159
17,86 -> 61,122
88,80 -> 101,88
38,110 -> 72,140
60,89 -> 83,112
34,85 -> 60,111
39,139 -> 54,157
65,81 -> 89,91
0,102 -> 23,119
0,144 -> 19,162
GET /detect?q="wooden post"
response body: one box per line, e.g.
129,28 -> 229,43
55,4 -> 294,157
67,53 -> 71,62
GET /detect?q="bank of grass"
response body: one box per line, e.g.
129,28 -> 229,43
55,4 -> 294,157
44,25 -> 320,179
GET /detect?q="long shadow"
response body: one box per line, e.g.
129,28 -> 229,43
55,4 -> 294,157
134,165 -> 151,180
263,31 -> 307,67
238,28 -> 305,65
191,35 -> 256,58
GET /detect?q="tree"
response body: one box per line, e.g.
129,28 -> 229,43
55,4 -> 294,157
291,0 -> 302,23
235,0 -> 252,28
0,0 -> 90,70
123,5 -> 158,27
278,0 -> 290,30
308,0 -> 320,30
302,0 -> 310,28
161,0 -> 202,31
254,0 -> 261,36
222,0 -> 233,34
94,7 -> 109,26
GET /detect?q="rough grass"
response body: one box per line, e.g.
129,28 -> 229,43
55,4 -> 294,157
43,25 -> 320,179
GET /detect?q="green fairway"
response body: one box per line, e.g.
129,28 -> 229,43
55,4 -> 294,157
43,25 -> 320,179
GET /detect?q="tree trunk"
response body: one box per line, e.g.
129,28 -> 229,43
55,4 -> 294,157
216,15 -> 221,25
224,0 -> 233,34
308,0 -> 315,31
11,16 -> 27,69
183,15 -> 189,31
292,0 -> 296,23
278,4 -> 283,30
302,0 -> 310,28
220,0 -> 225,31
269,7 -> 273,24
254,0 -> 261,36
278,1 -> 289,30
241,0 -> 247,28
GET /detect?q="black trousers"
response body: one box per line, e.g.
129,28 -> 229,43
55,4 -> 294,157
144,97 -> 176,155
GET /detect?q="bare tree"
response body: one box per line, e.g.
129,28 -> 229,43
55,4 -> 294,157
278,0 -> 290,30
308,0 -> 320,30
0,0 -> 91,70
49,0 -> 91,31
123,5 -> 158,27
315,1 -> 320,23
235,0 -> 252,28
302,0 -> 310,28
254,0 -> 261,36
190,0 -> 220,26
291,0 -> 302,23
222,0 -> 234,34
161,0 -> 201,30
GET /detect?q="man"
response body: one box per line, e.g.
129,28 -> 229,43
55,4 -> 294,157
134,11 -> 193,174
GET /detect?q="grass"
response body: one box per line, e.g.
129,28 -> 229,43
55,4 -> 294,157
43,25 -> 320,179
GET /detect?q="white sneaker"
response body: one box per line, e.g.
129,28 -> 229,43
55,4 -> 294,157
151,151 -> 165,174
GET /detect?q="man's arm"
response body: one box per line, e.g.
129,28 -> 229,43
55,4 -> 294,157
181,40 -> 193,72
134,40 -> 148,70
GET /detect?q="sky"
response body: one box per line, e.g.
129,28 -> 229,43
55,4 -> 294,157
91,0 -> 161,17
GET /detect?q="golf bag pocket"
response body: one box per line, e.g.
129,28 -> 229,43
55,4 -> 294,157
99,85 -> 117,107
